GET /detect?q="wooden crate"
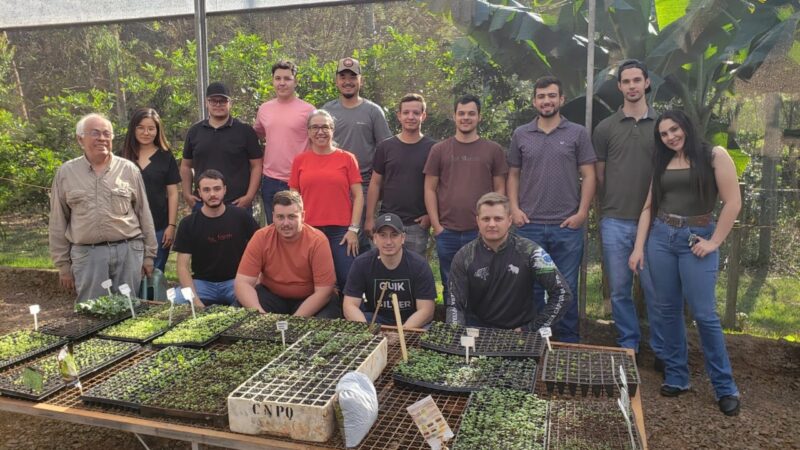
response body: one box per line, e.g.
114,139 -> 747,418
227,333 -> 387,442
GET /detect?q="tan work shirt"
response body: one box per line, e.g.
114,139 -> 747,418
49,154 -> 157,276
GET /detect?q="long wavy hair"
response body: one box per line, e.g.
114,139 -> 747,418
651,110 -> 715,215
121,107 -> 170,161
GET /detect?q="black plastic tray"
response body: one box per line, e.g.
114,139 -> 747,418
140,404 -> 228,428
392,358 -> 538,393
0,344 -> 140,402
452,389 -> 548,450
0,333 -> 68,371
40,305 -> 150,341
392,373 -> 479,393
150,330 -> 225,349
540,348 -> 640,398
420,323 -> 546,359
218,314 -> 380,345
97,308 -> 191,344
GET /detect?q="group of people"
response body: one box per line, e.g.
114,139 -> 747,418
48,57 -> 740,415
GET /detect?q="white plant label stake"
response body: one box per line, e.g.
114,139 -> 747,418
460,335 -> 475,364
166,288 -> 176,325
181,287 -> 197,319
276,321 -> 288,348
29,304 -> 40,331
100,279 -> 113,296
465,327 -> 480,338
118,283 -> 135,318
539,326 -> 553,351
407,395 -> 453,450
614,358 -> 637,450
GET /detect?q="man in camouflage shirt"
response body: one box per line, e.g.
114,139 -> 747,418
447,192 -> 572,331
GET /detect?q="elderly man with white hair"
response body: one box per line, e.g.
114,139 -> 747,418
49,113 -> 157,302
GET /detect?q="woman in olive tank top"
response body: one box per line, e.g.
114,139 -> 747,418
628,110 -> 741,416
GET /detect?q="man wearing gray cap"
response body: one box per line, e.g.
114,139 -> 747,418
323,58 -> 393,250
181,81 -> 262,211
343,213 -> 435,328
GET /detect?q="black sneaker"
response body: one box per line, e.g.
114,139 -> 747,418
718,395 -> 741,416
660,385 -> 689,397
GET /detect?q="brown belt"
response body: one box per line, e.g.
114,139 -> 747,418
657,212 -> 712,227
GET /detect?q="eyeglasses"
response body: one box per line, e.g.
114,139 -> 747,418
83,130 -> 114,139
308,125 -> 333,132
208,98 -> 230,105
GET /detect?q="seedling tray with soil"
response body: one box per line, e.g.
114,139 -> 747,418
0,330 -> 67,370
81,346 -> 210,410
151,305 -> 251,348
453,387 -> 548,450
419,322 -> 545,359
393,348 -> 538,393
541,348 -> 640,397
98,304 -> 192,343
0,338 -> 139,401
546,399 -> 643,450
228,330 -> 388,442
41,305 -> 150,340
218,313 -> 378,344
139,340 -> 284,427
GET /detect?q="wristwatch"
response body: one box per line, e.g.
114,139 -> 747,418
348,225 -> 361,233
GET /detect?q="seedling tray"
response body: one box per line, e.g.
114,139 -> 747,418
0,338 -> 139,401
541,348 -> 640,398
420,322 -> 545,359
40,305 -> 150,340
452,388 -> 548,450
151,306 -> 251,348
0,331 -> 68,371
81,346 -> 211,411
546,400 -> 643,450
218,313 -> 379,344
392,349 -> 538,393
97,304 -> 192,344
228,330 -> 388,442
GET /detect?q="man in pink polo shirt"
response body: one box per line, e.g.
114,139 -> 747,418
254,60 -> 315,224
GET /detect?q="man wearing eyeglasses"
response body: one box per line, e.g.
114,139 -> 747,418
49,113 -> 157,302
181,82 -> 263,211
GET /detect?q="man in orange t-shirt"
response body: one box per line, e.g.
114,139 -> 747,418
234,190 -> 340,318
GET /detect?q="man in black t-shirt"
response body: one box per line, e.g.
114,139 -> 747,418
180,82 -> 263,210
173,170 -> 259,307
365,93 -> 436,255
343,213 -> 435,328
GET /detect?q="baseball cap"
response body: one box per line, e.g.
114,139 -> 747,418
206,82 -> 231,98
336,57 -> 362,75
374,213 -> 404,233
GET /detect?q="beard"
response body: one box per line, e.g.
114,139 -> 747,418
538,107 -> 559,118
341,91 -> 356,99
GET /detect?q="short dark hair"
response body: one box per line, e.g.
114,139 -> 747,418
617,59 -> 649,82
272,190 -> 304,210
398,93 -> 426,113
272,60 -> 298,77
455,94 -> 481,114
533,76 -> 563,97
196,169 -> 226,186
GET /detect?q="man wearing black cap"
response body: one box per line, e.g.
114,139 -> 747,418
181,81 -> 263,211
323,57 -> 393,251
343,212 -> 435,328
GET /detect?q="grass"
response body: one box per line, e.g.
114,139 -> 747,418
2,214 -> 797,341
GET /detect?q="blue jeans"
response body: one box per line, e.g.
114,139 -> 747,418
174,279 -> 238,307
600,217 -> 661,353
318,225 -> 355,291
646,219 -> 738,399
435,228 -> 478,303
153,228 -> 171,273
260,175 -> 289,225
516,223 -> 583,343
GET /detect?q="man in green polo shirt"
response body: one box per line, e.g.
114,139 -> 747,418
592,59 -> 662,369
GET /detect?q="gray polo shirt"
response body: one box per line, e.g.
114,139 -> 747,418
508,117 -> 596,224
592,107 -> 656,220
322,98 -> 392,179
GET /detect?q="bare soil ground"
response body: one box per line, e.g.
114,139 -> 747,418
0,267 -> 797,450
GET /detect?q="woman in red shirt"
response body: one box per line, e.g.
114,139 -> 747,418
289,110 -> 363,290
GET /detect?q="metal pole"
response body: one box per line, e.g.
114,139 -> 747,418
194,0 -> 209,120
723,183 -> 746,329
579,0 -> 596,322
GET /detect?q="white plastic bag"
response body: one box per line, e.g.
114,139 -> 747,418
335,371 -> 378,447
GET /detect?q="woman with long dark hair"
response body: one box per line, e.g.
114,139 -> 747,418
121,108 -> 180,272
629,109 -> 741,416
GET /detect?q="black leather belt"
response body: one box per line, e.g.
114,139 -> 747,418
657,212 -> 712,227
80,236 -> 142,247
